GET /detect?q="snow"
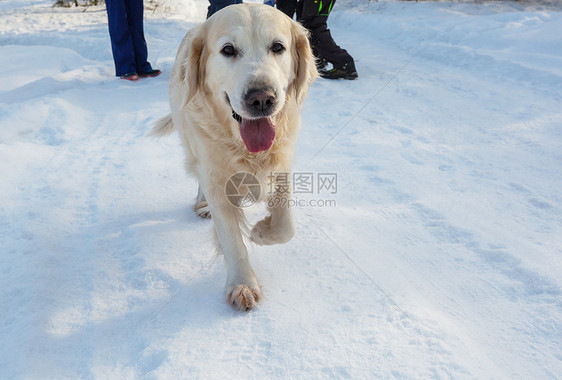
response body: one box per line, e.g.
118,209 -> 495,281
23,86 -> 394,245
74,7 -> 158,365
1,0 -> 561,378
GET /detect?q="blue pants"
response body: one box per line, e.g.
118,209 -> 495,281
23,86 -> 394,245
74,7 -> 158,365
106,0 -> 153,76
207,0 -> 242,19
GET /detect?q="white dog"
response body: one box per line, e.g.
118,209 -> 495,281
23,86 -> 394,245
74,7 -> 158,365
152,4 -> 317,310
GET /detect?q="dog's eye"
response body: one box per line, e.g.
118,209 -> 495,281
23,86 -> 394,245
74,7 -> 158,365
221,44 -> 237,57
271,42 -> 285,54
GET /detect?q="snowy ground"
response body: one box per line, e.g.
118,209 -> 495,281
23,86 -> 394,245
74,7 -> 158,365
1,0 -> 561,378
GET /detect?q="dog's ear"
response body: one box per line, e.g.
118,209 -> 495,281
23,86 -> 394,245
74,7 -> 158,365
290,22 -> 318,104
177,24 -> 208,106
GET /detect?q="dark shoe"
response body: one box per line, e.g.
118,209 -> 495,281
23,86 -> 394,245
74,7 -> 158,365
120,72 -> 139,81
139,69 -> 161,78
316,58 -> 328,70
319,60 -> 358,80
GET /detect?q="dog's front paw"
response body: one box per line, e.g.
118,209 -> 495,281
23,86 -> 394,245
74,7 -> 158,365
194,201 -> 211,219
251,215 -> 295,245
227,284 -> 262,311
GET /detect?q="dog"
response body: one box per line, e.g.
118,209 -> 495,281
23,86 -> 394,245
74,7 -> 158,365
152,4 -> 317,311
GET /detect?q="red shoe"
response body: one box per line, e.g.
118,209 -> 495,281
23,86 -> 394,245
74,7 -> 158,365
139,69 -> 161,78
120,72 -> 139,81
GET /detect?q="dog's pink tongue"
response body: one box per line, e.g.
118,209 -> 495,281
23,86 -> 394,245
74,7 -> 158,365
240,118 -> 276,153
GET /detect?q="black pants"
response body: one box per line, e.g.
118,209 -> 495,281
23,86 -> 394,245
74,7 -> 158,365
277,0 -> 353,66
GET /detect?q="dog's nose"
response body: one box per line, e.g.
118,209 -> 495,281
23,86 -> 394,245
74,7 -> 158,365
245,88 -> 276,114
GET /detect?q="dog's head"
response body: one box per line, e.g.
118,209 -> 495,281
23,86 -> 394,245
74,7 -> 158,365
180,4 -> 317,153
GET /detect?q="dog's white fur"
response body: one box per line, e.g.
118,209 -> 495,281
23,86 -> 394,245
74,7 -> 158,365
152,4 -> 317,310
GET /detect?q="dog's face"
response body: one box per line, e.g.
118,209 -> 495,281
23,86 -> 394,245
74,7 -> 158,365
183,4 -> 317,153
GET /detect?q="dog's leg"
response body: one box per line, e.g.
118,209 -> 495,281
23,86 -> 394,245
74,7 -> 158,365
194,185 -> 211,219
205,185 -> 261,310
251,174 -> 296,246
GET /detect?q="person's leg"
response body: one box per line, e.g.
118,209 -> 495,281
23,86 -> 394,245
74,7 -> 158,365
299,0 -> 333,19
303,15 -> 353,66
295,0 -> 303,19
298,0 -> 357,79
207,0 -> 242,19
106,0 -> 136,76
276,0 -> 298,19
124,0 -> 153,74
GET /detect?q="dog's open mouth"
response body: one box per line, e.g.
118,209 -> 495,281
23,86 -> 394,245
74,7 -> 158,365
230,100 -> 276,153
238,114 -> 276,153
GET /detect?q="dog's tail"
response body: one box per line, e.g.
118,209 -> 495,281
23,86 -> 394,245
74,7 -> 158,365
150,115 -> 175,137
